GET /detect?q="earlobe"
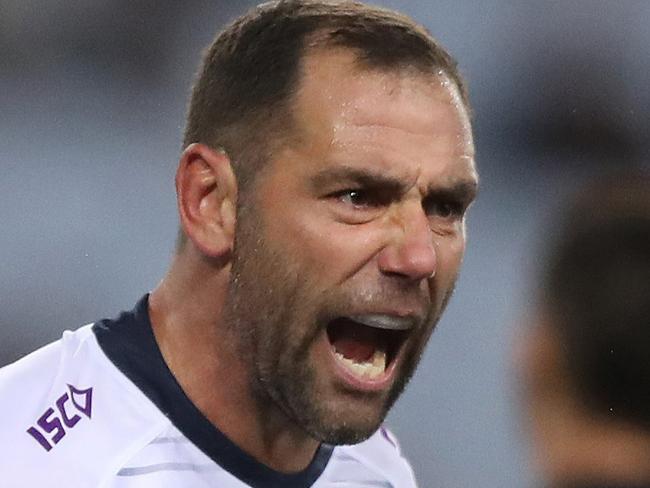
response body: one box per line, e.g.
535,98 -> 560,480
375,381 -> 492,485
176,143 -> 238,259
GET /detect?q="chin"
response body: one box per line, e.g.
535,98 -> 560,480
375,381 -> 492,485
316,424 -> 377,446
306,415 -> 382,446
298,392 -> 392,446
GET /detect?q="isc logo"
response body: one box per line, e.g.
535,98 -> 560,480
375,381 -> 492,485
27,384 -> 93,452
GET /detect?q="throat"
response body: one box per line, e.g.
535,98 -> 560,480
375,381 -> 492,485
242,379 -> 332,474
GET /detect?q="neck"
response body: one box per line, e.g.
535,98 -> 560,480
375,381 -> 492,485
148,248 -> 320,473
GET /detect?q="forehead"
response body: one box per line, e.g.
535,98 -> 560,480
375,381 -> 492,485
290,48 -> 476,183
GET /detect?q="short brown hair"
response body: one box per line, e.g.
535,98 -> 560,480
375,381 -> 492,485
178,0 -> 468,249
183,0 -> 467,183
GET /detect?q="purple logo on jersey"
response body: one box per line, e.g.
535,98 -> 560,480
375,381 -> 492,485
26,384 -> 93,452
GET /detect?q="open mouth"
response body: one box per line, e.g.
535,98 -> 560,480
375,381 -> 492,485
326,315 -> 412,382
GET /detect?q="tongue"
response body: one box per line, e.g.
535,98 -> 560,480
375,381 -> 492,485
333,336 -> 376,362
329,319 -> 383,362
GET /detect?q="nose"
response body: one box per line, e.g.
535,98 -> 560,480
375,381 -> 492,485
377,204 -> 437,281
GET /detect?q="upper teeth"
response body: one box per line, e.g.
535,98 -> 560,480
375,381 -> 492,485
347,314 -> 414,331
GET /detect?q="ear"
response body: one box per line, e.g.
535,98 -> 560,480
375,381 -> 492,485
176,143 -> 237,258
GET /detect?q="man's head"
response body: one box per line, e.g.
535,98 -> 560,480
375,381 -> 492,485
181,0 -> 468,204
176,0 -> 477,445
519,169 -> 650,481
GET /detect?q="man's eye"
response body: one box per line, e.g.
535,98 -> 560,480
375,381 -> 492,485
337,189 -> 378,208
424,200 -> 464,220
326,188 -> 390,224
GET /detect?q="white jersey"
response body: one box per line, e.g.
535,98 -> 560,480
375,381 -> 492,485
0,296 -> 418,487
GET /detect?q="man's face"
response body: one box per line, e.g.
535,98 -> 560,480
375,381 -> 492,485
225,49 -> 477,444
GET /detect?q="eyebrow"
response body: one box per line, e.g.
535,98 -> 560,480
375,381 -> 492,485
311,166 -> 405,195
424,179 -> 479,206
311,165 -> 479,203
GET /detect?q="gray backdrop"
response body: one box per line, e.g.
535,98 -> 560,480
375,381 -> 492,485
2,1 -> 649,486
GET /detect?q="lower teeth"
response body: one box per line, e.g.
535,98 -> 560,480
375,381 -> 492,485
334,349 -> 386,379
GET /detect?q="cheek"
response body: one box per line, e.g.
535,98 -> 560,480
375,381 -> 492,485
270,214 -> 382,282
435,235 -> 466,279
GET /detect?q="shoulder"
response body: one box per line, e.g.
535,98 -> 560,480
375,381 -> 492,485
325,426 -> 418,487
0,324 -> 167,487
0,325 -> 96,410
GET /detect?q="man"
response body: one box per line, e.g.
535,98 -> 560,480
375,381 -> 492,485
0,1 -> 478,486
518,170 -> 650,488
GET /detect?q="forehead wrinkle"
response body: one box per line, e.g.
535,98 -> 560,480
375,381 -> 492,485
326,142 -> 423,188
328,125 -> 475,189
335,97 -> 474,155
330,139 -> 474,185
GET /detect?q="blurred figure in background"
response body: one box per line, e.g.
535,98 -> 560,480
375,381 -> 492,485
518,169 -> 650,488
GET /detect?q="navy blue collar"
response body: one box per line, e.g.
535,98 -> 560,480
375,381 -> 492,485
93,295 -> 334,488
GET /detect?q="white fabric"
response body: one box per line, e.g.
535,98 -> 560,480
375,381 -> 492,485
0,326 -> 418,487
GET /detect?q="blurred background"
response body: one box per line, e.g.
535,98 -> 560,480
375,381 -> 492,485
1,1 -> 649,486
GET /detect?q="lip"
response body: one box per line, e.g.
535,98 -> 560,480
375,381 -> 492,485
346,313 -> 418,331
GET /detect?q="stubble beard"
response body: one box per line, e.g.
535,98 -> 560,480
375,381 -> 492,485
222,206 -> 457,445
